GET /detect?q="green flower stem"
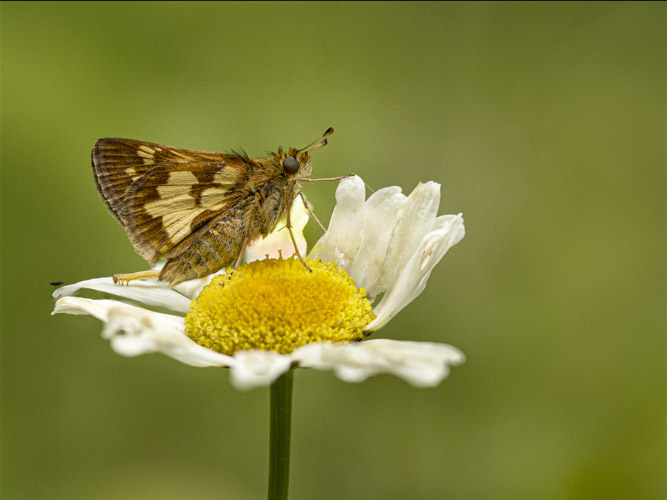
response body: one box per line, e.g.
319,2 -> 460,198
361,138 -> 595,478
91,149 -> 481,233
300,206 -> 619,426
268,368 -> 294,500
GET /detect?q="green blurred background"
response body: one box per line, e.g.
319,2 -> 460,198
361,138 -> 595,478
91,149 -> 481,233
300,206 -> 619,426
2,2 -> 664,499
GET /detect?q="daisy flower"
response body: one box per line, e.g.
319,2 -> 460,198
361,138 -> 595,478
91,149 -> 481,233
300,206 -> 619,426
52,174 -> 465,498
52,175 -> 465,390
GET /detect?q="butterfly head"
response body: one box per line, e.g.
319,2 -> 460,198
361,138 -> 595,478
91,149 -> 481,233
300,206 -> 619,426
279,127 -> 334,179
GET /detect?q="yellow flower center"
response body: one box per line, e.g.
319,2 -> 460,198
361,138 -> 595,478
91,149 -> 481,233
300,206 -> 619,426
185,257 -> 376,355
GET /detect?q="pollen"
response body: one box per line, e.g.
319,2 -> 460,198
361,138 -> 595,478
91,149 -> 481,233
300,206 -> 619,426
185,257 -> 376,355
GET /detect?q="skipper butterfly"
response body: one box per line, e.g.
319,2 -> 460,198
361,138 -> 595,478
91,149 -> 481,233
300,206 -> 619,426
91,128 -> 348,285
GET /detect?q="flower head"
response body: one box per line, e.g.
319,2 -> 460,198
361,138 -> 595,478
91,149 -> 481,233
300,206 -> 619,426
185,257 -> 375,355
52,177 -> 465,389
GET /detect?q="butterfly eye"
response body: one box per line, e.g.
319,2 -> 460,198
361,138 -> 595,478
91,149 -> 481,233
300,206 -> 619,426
282,156 -> 300,175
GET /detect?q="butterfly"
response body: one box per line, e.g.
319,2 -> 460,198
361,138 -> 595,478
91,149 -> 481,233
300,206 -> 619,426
91,128 -> 349,285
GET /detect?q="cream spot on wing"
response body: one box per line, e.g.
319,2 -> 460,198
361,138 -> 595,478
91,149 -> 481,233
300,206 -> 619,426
167,171 -> 198,186
144,194 -> 194,218
170,150 -> 194,163
142,170 -> 211,244
162,208 -> 205,241
144,172 -> 199,213
137,147 -> 155,166
200,187 -> 227,209
144,194 -> 205,244
155,185 -> 182,199
125,166 -> 142,182
214,169 -> 240,187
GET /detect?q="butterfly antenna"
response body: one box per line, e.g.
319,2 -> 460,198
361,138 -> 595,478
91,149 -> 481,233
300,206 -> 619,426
297,127 -> 334,154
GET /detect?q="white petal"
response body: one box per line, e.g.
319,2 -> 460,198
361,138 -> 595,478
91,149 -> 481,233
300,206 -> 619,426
172,270 -> 225,299
228,350 -> 294,390
346,186 -> 408,296
292,339 -> 465,387
53,277 -> 191,313
52,297 -> 234,367
310,175 -> 366,269
370,181 -> 441,295
53,296 -> 124,322
367,214 -> 465,331
430,214 -> 465,248
245,196 -> 309,263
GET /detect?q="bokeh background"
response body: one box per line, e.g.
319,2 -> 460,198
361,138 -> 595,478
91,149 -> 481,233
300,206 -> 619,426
2,2 -> 664,499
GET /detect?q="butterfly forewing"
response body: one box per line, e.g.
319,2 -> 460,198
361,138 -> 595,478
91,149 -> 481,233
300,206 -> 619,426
92,138 -> 250,263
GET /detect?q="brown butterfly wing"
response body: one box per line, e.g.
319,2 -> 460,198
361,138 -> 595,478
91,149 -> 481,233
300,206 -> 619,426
92,138 -> 233,224
91,138 -> 251,264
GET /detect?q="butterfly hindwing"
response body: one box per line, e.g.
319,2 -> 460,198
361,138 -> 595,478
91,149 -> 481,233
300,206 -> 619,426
158,208 -> 253,284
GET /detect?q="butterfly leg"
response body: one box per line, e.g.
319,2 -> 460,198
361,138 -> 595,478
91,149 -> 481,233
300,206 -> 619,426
299,174 -> 356,183
286,199 -> 312,272
296,190 -> 326,232
233,234 -> 250,269
113,269 -> 160,285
